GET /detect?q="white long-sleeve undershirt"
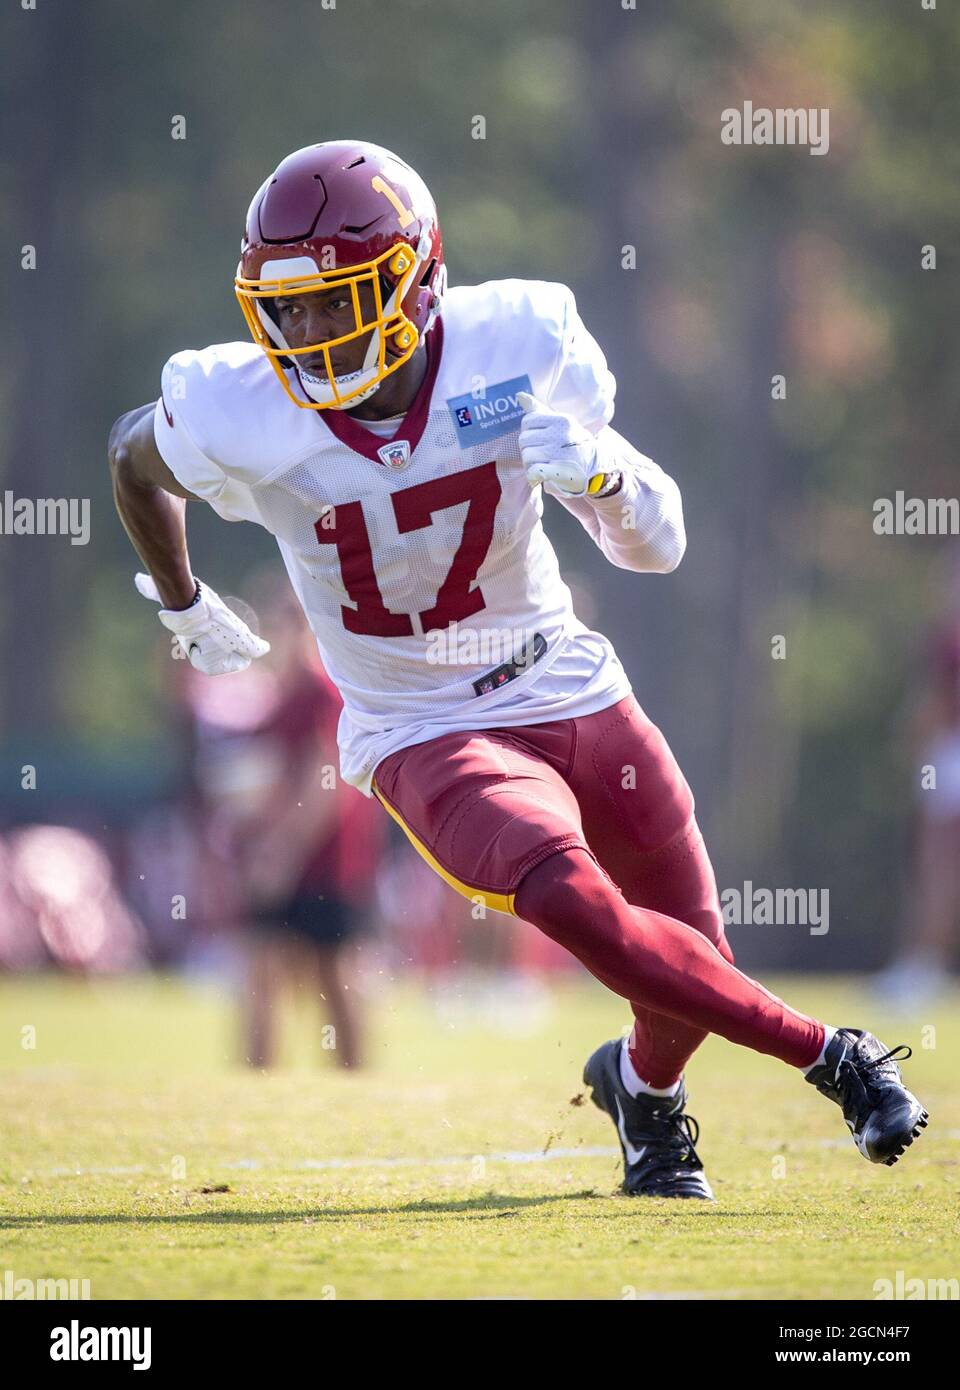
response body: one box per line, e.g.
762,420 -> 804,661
552,425 -> 686,574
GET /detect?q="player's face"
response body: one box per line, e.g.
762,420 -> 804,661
273,282 -> 378,379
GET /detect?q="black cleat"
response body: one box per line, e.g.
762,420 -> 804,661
804,1028 -> 929,1166
583,1038 -> 714,1199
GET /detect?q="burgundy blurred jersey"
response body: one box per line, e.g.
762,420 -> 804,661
255,659 -> 385,907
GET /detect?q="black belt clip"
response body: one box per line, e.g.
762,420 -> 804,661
472,631 -> 547,697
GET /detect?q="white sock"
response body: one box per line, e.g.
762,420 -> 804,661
801,1025 -> 839,1075
619,1037 -> 682,1098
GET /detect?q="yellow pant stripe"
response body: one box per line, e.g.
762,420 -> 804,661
371,779 -> 517,916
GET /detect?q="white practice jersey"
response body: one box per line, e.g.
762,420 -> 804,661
154,279 -> 685,795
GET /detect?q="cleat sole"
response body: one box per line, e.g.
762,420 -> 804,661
879,1110 -> 930,1165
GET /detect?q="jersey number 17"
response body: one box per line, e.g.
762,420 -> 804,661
314,459 -> 500,636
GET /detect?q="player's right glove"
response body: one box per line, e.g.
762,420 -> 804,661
517,392 -> 621,499
135,572 -> 270,675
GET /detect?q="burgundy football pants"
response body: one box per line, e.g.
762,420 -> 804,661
372,693 -> 824,1084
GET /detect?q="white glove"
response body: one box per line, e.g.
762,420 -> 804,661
517,391 -> 604,498
135,573 -> 270,675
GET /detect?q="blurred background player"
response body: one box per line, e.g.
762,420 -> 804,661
181,577 -> 383,1068
877,594 -> 960,1007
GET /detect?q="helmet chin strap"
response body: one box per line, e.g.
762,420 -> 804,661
295,276 -> 406,410
256,253 -> 428,410
296,361 -> 384,410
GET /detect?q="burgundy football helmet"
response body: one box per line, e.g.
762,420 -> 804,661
235,141 -> 445,409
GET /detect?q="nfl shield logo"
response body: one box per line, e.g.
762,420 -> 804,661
377,440 -> 411,470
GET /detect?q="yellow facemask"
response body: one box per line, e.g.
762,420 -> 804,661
235,241 -> 420,410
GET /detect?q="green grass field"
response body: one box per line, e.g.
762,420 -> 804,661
1,972 -> 957,1300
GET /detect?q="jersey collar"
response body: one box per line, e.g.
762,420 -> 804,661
316,316 -> 444,464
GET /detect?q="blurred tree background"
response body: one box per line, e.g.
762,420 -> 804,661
0,0 -> 957,968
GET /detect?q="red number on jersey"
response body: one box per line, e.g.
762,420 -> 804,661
313,460 -> 502,636
313,499 -> 413,636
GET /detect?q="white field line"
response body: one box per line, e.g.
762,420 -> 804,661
25,1147 -> 617,1179
238,1146 -> 618,1171
17,1129 -> 957,1181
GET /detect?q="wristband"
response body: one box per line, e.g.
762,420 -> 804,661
169,580 -> 202,612
588,471 -> 623,499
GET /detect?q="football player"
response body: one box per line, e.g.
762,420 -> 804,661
110,140 -> 928,1197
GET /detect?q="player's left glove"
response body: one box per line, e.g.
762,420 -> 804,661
517,392 -> 619,498
135,572 -> 270,675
